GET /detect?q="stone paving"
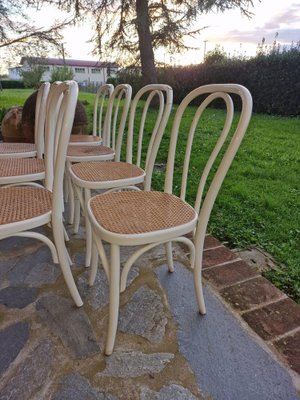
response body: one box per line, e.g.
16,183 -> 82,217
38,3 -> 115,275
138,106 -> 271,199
0,222 -> 299,399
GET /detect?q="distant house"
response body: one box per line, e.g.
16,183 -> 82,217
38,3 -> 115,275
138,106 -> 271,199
8,57 -> 119,86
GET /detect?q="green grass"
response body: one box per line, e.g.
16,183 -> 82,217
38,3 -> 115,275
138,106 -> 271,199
1,89 -> 299,302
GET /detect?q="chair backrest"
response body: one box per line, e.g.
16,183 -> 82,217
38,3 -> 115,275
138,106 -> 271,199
164,83 -> 252,243
102,84 -> 132,156
44,81 -> 78,192
34,82 -> 50,158
92,83 -> 114,139
125,84 -> 173,190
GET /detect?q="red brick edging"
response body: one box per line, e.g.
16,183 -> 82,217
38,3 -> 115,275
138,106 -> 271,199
202,235 -> 300,376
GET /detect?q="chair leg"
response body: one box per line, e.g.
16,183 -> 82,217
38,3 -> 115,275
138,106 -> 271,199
105,243 -> 121,356
52,219 -> 83,307
165,242 -> 175,272
84,188 -> 92,268
194,247 -> 206,315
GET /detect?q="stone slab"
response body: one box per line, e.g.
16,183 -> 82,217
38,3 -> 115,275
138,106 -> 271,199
242,298 -> 300,340
36,294 -> 100,359
220,276 -> 286,311
119,286 -> 167,343
52,372 -> 117,400
0,287 -> 38,309
0,339 -> 54,400
140,384 -> 200,400
99,351 -> 174,378
7,247 -> 60,287
155,263 -> 299,400
0,322 -> 29,376
203,260 -> 259,288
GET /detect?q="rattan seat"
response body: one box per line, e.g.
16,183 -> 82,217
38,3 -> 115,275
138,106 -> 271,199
0,143 -> 37,157
0,186 -> 51,224
69,134 -> 101,144
0,158 -> 45,177
67,144 -> 114,158
70,161 -> 144,185
90,191 -> 197,235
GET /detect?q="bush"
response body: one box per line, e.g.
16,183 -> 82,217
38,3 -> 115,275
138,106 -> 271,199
0,80 -> 25,89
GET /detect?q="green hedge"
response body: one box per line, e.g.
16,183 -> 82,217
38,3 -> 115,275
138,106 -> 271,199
119,49 -> 300,116
0,80 -> 25,89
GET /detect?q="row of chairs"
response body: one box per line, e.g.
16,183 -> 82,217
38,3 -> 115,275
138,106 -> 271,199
0,80 -> 253,356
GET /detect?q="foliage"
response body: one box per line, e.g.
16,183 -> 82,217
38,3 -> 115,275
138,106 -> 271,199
204,46 -> 229,65
51,66 -> 75,82
155,45 -> 300,116
0,0 -> 72,64
1,89 -> 299,302
19,62 -> 47,89
0,80 -> 25,89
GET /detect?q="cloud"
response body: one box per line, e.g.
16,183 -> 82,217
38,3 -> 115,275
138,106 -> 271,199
263,3 -> 300,28
217,28 -> 300,44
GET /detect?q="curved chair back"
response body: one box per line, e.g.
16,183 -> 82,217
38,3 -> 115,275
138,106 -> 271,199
125,84 -> 173,190
92,84 -> 114,140
164,83 -> 252,244
44,81 -> 78,191
102,84 -> 132,155
34,82 -> 51,158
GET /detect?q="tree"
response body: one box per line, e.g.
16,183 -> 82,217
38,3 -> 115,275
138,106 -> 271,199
0,0 -> 72,61
51,66 -> 75,82
20,61 -> 46,88
2,0 -> 255,84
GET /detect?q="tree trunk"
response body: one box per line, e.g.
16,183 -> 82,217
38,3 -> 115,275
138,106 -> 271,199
136,0 -> 158,85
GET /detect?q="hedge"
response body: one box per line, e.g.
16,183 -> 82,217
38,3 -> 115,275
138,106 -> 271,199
0,80 -> 25,89
119,49 -> 300,116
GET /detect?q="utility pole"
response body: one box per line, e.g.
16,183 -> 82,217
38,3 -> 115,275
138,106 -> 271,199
203,40 -> 208,61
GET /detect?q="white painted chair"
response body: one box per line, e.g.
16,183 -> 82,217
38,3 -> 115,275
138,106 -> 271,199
69,84 -> 173,267
86,83 -> 253,355
0,81 -> 83,307
69,83 -> 114,146
65,84 -> 132,224
0,82 -> 64,186
0,82 -> 50,158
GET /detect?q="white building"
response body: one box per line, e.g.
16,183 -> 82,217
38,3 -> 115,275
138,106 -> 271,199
9,57 -> 118,86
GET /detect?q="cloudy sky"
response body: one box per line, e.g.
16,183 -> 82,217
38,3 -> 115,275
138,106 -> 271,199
2,0 -> 300,71
58,0 -> 300,64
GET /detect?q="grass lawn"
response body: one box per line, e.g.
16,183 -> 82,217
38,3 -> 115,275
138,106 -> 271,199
1,88 -> 299,302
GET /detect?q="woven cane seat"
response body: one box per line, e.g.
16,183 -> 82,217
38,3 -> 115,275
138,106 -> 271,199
69,134 -> 101,144
70,161 -> 144,182
67,145 -> 114,157
0,143 -> 37,155
90,191 -> 197,235
0,158 -> 45,177
0,186 -> 52,224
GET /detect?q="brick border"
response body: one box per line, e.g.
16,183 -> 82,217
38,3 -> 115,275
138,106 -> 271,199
202,235 -> 300,376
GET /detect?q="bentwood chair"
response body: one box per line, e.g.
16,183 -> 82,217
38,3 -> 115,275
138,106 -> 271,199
69,84 -> 173,267
0,82 -> 50,158
69,84 -> 114,146
0,82 -> 63,186
0,81 -> 83,307
65,84 -> 132,224
87,83 -> 253,354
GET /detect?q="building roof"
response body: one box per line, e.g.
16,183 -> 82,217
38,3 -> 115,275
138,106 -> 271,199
20,57 -> 118,69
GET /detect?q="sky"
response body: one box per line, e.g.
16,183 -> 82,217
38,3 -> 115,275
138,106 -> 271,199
2,0 -> 300,72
